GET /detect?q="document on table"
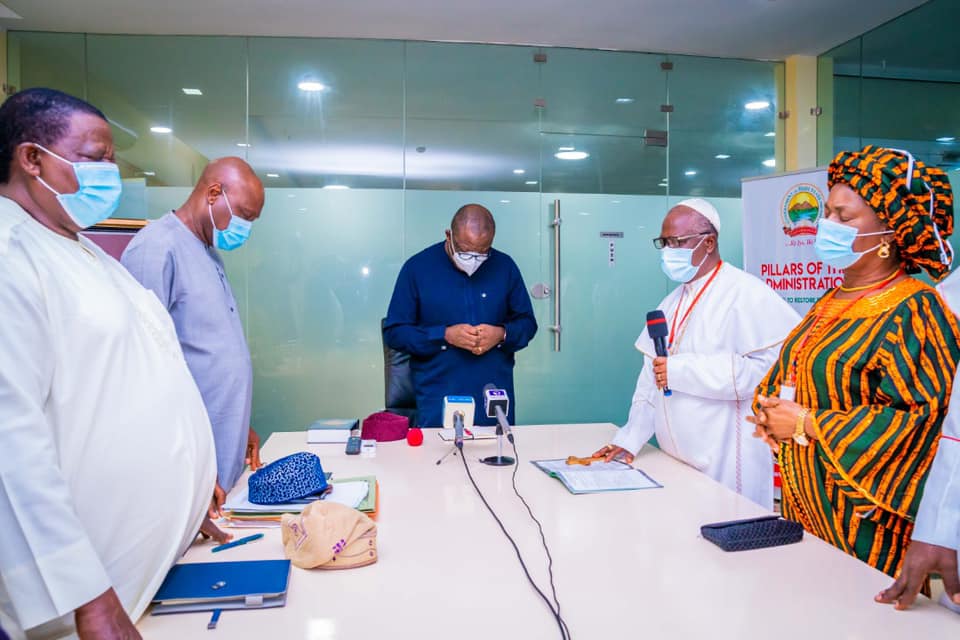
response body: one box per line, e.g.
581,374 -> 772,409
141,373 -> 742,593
532,459 -> 662,494
437,426 -> 498,441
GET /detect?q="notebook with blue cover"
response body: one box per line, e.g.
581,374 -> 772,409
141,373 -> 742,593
151,559 -> 291,615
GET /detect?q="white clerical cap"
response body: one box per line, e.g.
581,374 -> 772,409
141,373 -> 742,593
675,198 -> 721,233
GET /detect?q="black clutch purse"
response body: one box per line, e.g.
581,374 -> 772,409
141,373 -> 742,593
700,515 -> 803,552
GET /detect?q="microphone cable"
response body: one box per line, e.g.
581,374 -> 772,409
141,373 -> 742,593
509,437 -> 571,640
458,451 -> 571,640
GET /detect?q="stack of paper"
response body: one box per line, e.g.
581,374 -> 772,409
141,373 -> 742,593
221,477 -> 379,528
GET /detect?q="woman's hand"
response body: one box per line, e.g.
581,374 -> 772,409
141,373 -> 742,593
747,395 -> 805,451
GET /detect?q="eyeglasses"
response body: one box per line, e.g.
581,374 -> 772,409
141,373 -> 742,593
449,234 -> 490,261
652,233 -> 710,250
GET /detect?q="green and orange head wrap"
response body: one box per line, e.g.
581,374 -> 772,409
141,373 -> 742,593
828,145 -> 954,280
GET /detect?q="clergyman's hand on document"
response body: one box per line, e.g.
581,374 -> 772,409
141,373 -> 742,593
875,540 -> 960,610
445,323 -> 481,352
593,444 -> 635,465
75,587 -> 142,640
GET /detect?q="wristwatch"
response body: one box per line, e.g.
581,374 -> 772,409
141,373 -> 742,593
794,408 -> 810,446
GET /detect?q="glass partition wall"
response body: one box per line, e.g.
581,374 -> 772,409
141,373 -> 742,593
819,0 -> 960,171
8,32 -> 780,433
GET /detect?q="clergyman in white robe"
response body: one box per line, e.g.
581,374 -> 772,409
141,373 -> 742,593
0,196 -> 216,639
612,261 -> 800,509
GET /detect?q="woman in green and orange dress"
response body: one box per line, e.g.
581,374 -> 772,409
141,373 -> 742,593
749,146 -> 960,577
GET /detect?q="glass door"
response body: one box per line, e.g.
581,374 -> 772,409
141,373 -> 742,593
500,49 -> 673,425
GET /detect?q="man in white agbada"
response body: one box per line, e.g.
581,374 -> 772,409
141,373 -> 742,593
0,88 -> 222,639
875,269 -> 960,612
595,199 -> 800,509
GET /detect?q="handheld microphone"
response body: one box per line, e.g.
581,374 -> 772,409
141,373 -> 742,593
645,310 -> 672,397
483,384 -> 513,443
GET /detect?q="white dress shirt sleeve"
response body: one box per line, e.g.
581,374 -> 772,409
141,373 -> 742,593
666,344 -> 782,402
0,255 -> 112,630
612,354 -> 658,454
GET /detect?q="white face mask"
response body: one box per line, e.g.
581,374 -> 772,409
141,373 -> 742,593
660,236 -> 707,282
449,234 -> 489,277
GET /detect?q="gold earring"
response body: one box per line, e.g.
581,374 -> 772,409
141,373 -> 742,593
878,237 -> 891,259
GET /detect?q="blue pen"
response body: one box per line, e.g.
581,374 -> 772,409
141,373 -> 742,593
211,533 -> 263,553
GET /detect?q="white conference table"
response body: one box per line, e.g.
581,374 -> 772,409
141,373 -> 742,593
138,424 -> 959,639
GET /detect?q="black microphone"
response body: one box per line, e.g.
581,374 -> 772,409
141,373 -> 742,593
483,383 -> 513,443
646,310 -> 672,397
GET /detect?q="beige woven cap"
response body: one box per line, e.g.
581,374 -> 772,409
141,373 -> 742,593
281,501 -> 378,570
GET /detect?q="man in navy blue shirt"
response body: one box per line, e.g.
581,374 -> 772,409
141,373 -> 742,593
384,204 -> 537,427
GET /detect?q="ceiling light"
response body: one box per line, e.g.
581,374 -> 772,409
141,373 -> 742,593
558,146 -> 576,152
500,199 -> 511,204
361,266 -> 370,277
611,200 -> 621,204
298,81 -> 326,92
236,142 -> 251,148
715,154 -> 731,159
555,151 -> 589,160
150,126 -> 172,134
513,169 -> 525,174
937,136 -> 956,143
658,183 -> 669,188
266,173 -> 280,178
684,170 -> 697,176
764,131 -> 776,137
615,97 -> 635,104
745,100 -> 770,110
322,185 -> 350,190
763,158 -> 776,168
525,180 -> 538,185
182,88 -> 203,96
142,171 -> 156,176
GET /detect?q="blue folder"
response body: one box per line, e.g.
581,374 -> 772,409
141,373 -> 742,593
151,559 -> 291,614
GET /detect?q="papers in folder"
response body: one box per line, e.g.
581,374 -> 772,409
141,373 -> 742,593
221,476 -> 378,528
532,459 -> 662,494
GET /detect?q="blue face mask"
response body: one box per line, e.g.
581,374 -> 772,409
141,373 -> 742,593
660,236 -> 706,283
814,218 -> 891,269
208,189 -> 252,251
34,144 -> 122,229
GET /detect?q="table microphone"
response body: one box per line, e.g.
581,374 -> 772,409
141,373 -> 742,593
646,310 -> 672,397
452,411 -> 465,450
483,384 -> 513,443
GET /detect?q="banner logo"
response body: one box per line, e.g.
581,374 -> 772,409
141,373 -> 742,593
780,183 -> 824,237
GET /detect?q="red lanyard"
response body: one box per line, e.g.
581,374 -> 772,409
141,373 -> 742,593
668,261 -> 723,350
787,270 -> 903,384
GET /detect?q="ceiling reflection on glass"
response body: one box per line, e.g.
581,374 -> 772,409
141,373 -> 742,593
9,31 -> 779,196
823,0 -> 960,173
